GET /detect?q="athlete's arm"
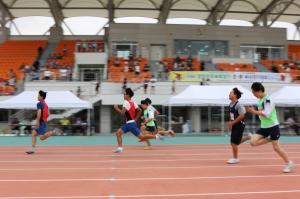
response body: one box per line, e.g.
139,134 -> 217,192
229,114 -> 245,126
135,107 -> 142,121
246,106 -> 264,116
36,109 -> 41,128
114,105 -> 126,115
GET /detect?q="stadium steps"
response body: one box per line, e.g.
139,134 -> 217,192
39,42 -> 59,66
254,62 -> 270,72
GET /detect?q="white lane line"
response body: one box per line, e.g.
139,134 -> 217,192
1,151 -> 300,157
0,174 -> 299,182
0,164 -> 298,171
0,156 -> 299,163
1,190 -> 300,198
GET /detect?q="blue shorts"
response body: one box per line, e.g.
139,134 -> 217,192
121,122 -> 141,137
35,122 -> 47,135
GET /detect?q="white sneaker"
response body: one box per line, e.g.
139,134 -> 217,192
247,132 -> 253,138
113,147 -> 123,153
283,161 -> 294,173
156,134 -> 164,141
26,147 -> 36,154
227,158 -> 240,164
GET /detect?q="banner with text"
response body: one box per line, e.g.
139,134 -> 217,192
169,71 -> 291,83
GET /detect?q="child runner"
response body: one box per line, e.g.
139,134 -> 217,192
144,98 -> 175,136
113,88 -> 163,153
246,82 -> 294,173
140,100 -> 175,150
26,90 -> 57,154
227,88 -> 251,164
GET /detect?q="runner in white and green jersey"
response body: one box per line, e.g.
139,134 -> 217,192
140,100 -> 175,150
246,82 -> 294,173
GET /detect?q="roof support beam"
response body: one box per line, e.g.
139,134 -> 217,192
268,0 -> 295,27
206,0 -> 234,25
46,0 -> 64,27
107,0 -> 115,23
0,0 -> 13,26
158,0 -> 173,24
252,0 -> 281,26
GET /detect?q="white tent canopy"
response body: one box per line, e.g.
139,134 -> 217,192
165,85 -> 257,106
0,91 -> 92,109
271,86 -> 300,107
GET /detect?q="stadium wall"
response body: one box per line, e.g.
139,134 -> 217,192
107,23 -> 287,60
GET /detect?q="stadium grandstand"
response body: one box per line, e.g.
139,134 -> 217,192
0,0 -> 300,197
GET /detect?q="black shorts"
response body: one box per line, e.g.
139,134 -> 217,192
231,122 -> 245,145
256,125 -> 280,141
145,126 -> 156,133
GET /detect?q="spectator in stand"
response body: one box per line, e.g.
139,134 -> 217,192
150,75 -> 157,94
67,66 -> 73,81
144,64 -> 150,72
95,82 -> 100,95
272,63 -> 279,73
124,65 -> 129,73
122,78 -> 127,93
63,44 -> 68,56
200,61 -> 205,71
82,42 -> 88,52
60,67 -> 68,81
8,69 -> 16,89
44,69 -> 52,80
37,46 -> 43,59
143,79 -> 149,94
77,86 -> 81,98
32,60 -> 40,71
135,64 -> 141,77
114,57 -> 120,67
175,55 -> 181,64
171,80 -> 176,94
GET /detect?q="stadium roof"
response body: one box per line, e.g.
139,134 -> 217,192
1,0 -> 300,27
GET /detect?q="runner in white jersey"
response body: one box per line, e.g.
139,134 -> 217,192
246,82 -> 293,173
144,98 -> 176,137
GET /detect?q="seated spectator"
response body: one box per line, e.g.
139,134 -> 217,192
10,118 -> 20,134
175,55 -> 181,63
135,65 -> 140,76
144,64 -> 150,72
114,58 -> 120,67
63,45 -> 68,56
44,69 -> 52,80
60,117 -> 71,133
60,67 -> 68,80
8,70 -> 16,88
124,65 -> 129,73
150,75 -> 157,94
272,64 -> 279,73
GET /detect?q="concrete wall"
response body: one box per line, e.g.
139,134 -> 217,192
107,23 -> 287,59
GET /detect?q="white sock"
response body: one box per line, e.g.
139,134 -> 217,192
117,147 -> 123,150
155,134 -> 160,139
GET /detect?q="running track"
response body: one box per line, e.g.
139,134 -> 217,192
0,143 -> 299,198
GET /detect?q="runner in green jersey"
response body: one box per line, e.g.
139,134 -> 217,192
140,100 -> 175,150
246,82 -> 294,173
